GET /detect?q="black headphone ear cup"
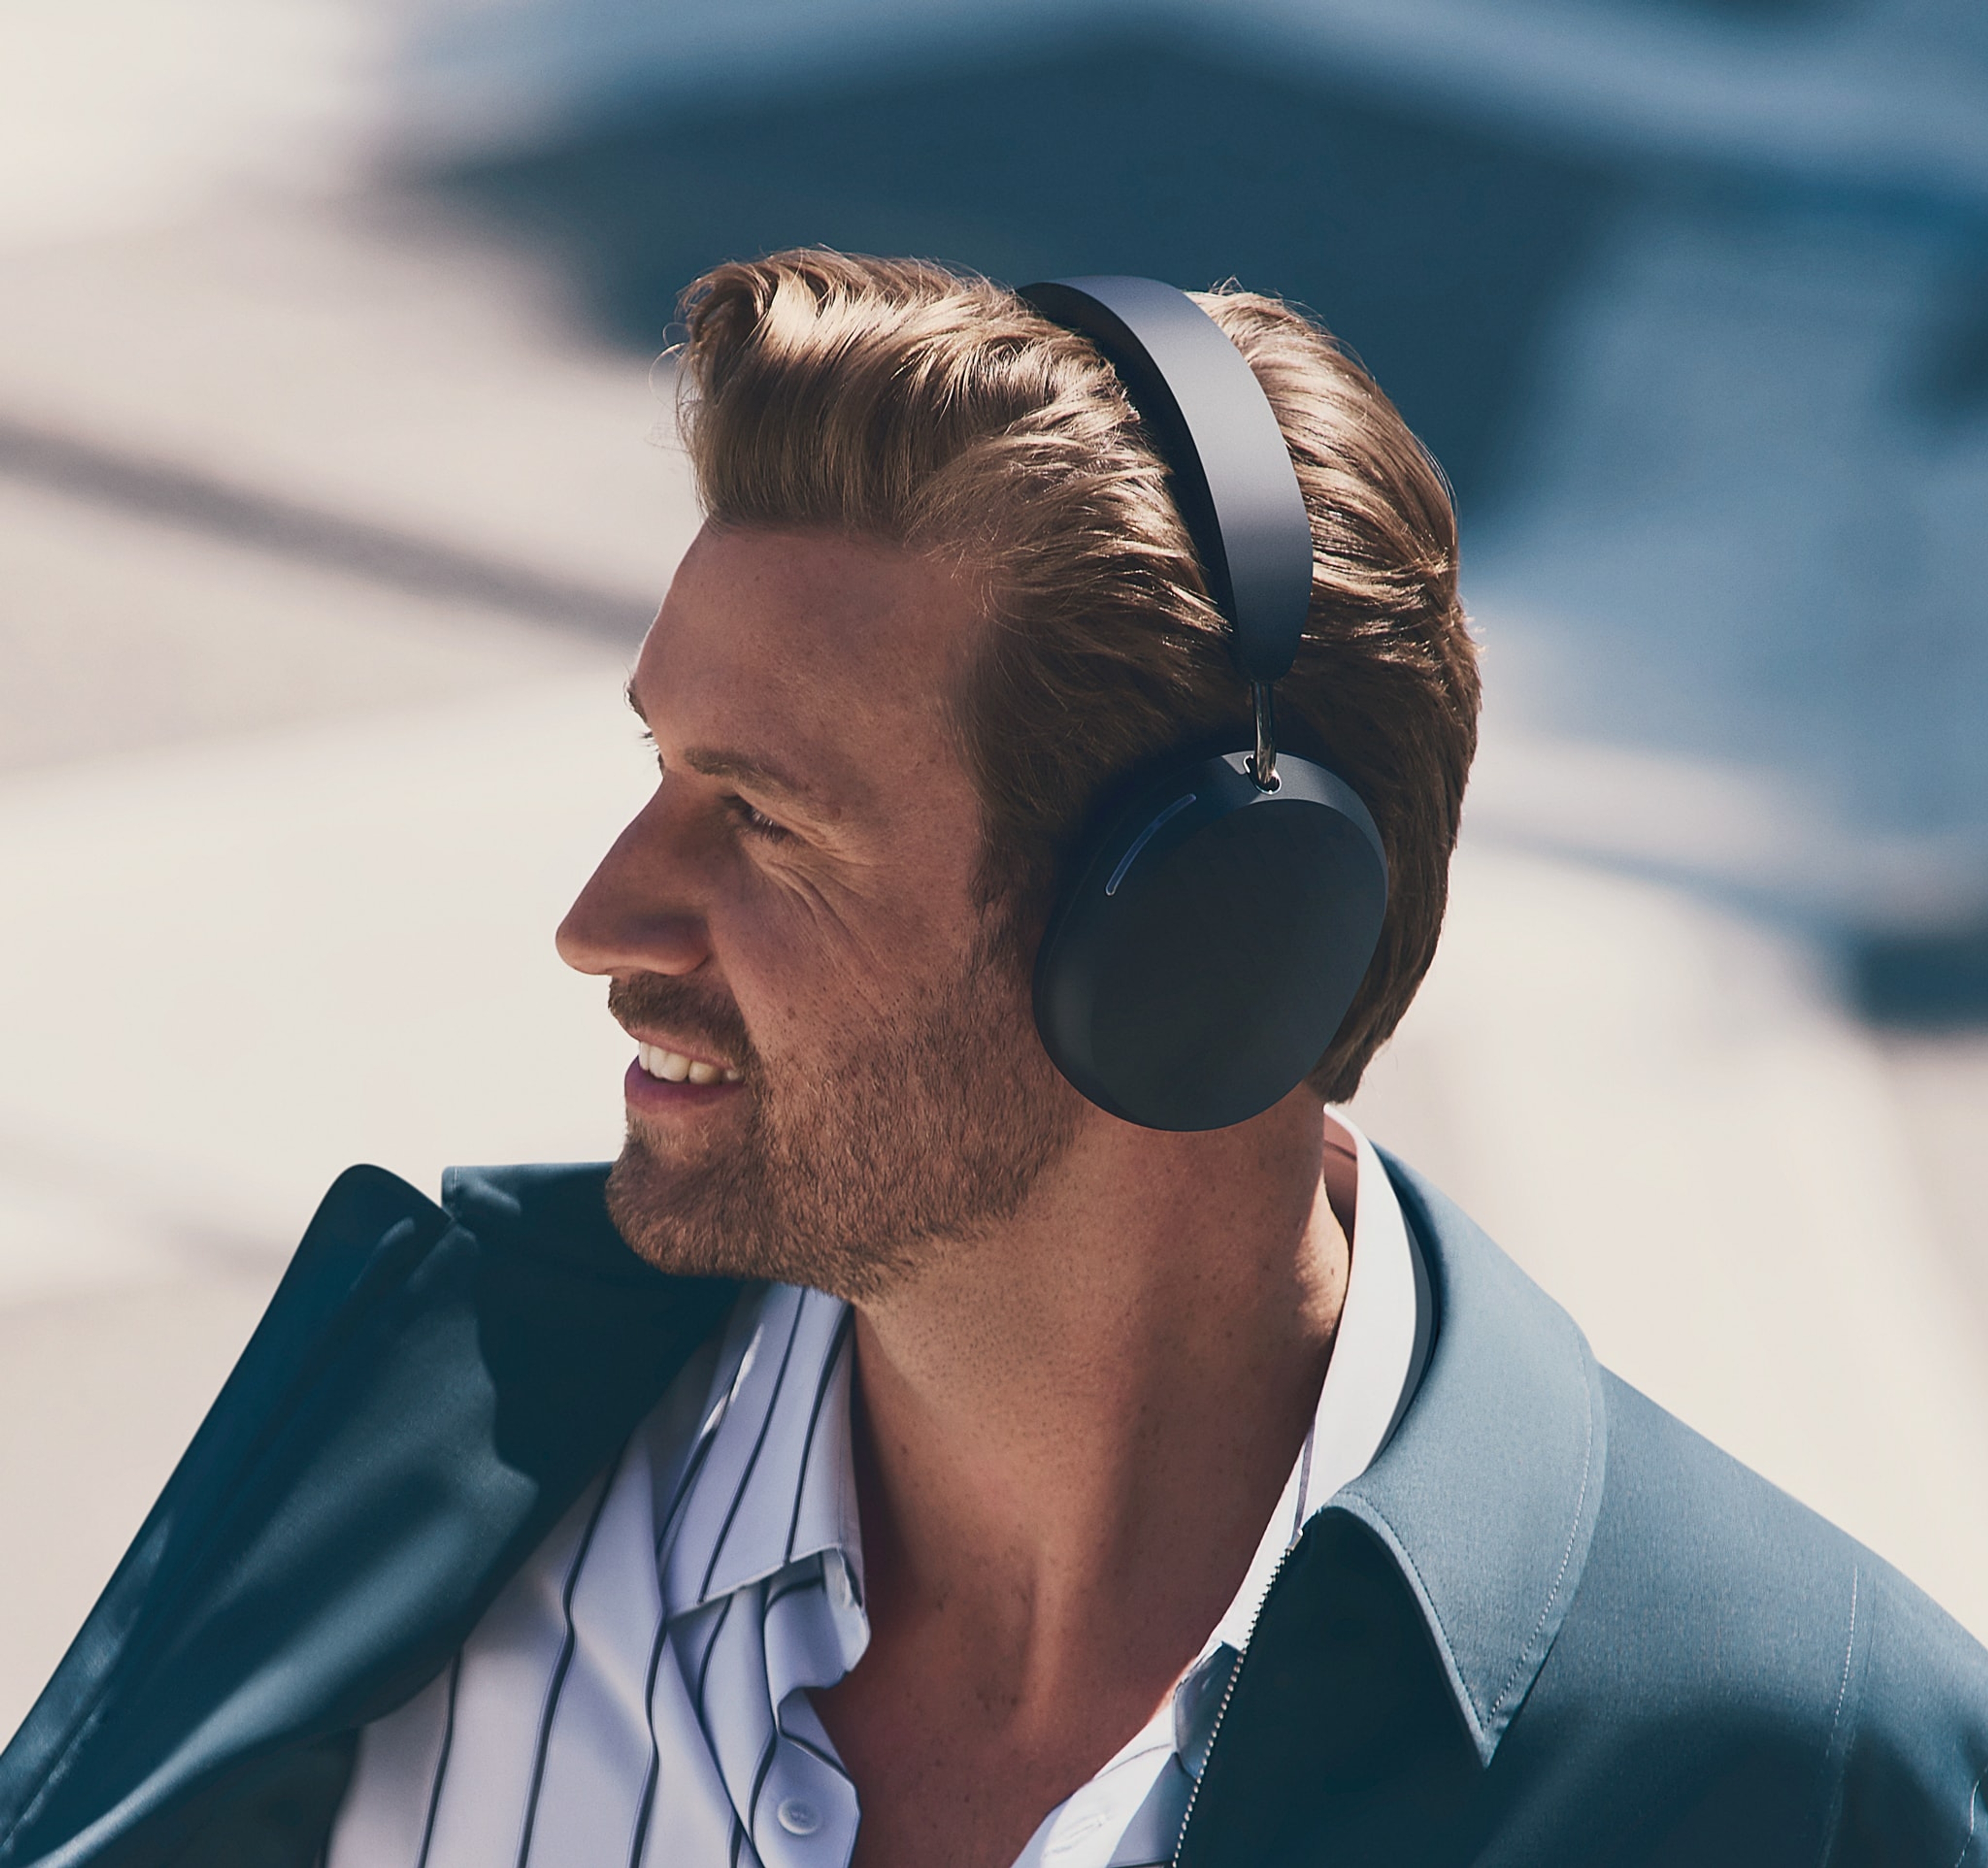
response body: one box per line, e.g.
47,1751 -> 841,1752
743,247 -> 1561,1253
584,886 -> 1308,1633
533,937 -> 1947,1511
1034,753 -> 1388,1132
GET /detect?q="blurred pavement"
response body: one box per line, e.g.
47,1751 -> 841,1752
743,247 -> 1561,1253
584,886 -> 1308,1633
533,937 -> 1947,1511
3,198 -> 1986,1740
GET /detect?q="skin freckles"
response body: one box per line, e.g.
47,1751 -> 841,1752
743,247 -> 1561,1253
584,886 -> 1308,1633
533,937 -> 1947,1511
559,522 -> 1351,1868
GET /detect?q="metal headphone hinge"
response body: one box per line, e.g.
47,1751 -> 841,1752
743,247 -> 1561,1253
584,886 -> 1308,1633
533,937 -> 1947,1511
1249,681 -> 1280,792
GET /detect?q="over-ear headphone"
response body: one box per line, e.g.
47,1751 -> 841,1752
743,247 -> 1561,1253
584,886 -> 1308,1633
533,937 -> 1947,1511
1020,276 -> 1389,1132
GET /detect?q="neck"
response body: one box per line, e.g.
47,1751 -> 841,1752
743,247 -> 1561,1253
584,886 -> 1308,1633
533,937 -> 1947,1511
844,1091 -> 1348,1719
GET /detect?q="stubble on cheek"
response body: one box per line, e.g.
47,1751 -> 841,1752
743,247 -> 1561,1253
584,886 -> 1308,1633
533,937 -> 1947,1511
604,932 -> 1083,1303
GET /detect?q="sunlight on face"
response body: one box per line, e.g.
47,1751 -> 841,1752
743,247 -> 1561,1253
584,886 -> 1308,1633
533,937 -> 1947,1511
558,525 -> 1085,1298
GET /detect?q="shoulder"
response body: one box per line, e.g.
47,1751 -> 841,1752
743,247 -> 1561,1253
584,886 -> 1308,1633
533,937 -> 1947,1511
1363,1153 -> 1988,1862
1496,1314 -> 1987,1868
1535,1371 -> 1988,1862
1569,1371 -> 1919,1704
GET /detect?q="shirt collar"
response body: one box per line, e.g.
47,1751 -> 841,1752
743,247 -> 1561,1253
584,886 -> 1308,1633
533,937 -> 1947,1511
1324,1150 -> 1611,1765
657,1116 -> 1430,1671
1013,1120 -> 1432,1867
657,1282 -> 863,1616
1205,1114 -> 1429,1654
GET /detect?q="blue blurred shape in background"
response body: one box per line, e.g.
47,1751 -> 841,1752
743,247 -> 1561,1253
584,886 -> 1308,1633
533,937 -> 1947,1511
392,0 -> 1988,1024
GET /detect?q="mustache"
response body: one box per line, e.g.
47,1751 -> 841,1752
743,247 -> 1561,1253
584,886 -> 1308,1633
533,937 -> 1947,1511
608,973 -> 759,1069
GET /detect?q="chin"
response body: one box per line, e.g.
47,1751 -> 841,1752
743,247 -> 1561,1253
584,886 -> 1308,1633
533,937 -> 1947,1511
602,959 -> 1084,1301
603,1136 -> 919,1303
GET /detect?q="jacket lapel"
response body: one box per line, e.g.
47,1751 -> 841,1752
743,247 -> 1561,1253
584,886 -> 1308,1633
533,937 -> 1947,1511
0,1161 -> 734,1868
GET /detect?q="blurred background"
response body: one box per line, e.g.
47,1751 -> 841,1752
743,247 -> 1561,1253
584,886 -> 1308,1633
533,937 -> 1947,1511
2,0 -> 1985,1731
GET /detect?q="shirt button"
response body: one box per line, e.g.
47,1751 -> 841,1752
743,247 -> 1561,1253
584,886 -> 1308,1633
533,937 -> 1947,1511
777,1798 -> 822,1836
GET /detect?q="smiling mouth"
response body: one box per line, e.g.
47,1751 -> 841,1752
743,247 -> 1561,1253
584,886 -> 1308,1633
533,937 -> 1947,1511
636,1041 -> 742,1087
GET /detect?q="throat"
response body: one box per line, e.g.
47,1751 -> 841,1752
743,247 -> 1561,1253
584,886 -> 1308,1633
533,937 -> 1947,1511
816,1105 -> 1349,1867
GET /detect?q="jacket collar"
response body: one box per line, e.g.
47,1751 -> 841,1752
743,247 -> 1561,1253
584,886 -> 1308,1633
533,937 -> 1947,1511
0,1160 -> 736,1868
1325,1149 -> 1610,1765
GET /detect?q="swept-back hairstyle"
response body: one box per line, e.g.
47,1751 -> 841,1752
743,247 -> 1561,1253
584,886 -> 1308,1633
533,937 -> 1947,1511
675,250 -> 1479,1103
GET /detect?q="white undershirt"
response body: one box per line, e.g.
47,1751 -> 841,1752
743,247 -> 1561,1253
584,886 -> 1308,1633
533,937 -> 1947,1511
328,1117 -> 1427,1868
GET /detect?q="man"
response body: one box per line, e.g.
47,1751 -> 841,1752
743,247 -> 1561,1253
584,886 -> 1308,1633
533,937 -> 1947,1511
1,251 -> 1983,1868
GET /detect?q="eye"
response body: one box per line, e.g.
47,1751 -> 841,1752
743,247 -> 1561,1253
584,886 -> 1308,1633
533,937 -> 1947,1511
723,793 -> 791,842
635,728 -> 793,843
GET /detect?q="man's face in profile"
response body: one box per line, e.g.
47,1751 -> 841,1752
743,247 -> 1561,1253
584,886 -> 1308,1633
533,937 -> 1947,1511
557,525 -> 1082,1301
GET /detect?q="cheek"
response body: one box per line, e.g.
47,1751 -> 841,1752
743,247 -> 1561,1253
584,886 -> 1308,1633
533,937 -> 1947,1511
702,876 -> 894,1055
713,860 -> 992,1052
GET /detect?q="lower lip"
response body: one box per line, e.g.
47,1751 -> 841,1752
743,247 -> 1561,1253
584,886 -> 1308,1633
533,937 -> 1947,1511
623,1056 -> 745,1116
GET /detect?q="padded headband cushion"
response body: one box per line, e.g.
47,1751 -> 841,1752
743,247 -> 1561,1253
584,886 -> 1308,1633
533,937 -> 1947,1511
1019,276 -> 1314,683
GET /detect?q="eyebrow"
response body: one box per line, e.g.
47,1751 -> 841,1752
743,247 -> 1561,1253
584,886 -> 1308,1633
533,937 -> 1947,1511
683,747 -> 834,813
625,680 -> 839,816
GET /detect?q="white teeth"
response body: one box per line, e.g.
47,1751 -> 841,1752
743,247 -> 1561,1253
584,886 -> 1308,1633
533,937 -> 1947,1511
638,1042 -> 736,1086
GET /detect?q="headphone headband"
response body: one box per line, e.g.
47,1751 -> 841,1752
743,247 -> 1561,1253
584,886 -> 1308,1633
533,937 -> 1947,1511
1019,276 -> 1314,685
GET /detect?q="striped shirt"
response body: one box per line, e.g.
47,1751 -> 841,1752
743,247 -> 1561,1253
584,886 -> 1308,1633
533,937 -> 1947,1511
327,1117 -> 1428,1868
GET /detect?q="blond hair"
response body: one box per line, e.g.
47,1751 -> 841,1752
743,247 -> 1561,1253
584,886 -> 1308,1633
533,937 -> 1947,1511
676,251 -> 1479,1102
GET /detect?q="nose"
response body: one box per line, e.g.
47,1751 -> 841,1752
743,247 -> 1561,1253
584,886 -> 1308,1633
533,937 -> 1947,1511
556,797 -> 714,978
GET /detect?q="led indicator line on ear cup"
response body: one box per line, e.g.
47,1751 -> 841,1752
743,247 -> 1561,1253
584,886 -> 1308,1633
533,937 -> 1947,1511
1105,793 -> 1197,897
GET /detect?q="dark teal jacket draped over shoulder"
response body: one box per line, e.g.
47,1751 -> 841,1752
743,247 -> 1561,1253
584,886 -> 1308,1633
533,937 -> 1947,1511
2,1155 -> 1984,1866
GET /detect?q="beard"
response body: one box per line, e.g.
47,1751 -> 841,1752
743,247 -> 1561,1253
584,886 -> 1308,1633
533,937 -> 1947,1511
604,921 -> 1083,1303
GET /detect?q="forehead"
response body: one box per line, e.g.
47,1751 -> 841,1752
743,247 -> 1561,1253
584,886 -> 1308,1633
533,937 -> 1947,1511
634,525 -> 978,784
